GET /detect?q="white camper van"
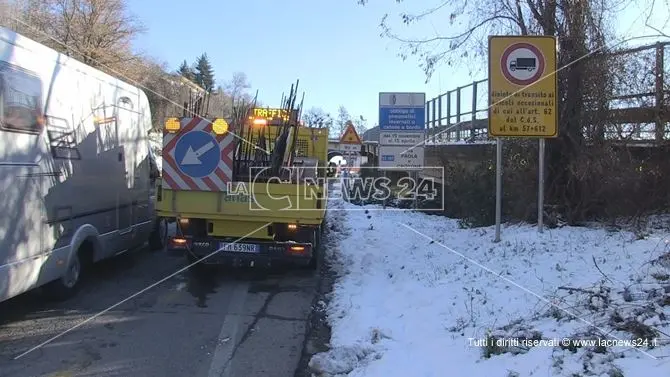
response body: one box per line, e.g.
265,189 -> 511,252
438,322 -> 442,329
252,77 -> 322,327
0,27 -> 168,303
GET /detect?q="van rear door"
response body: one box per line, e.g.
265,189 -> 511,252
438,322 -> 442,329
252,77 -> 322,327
0,161 -> 46,299
0,61 -> 47,299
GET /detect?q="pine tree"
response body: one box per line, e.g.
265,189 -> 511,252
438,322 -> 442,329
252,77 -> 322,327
194,53 -> 215,92
178,60 -> 195,82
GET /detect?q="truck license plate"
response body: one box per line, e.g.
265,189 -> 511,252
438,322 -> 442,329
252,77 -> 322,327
219,242 -> 260,253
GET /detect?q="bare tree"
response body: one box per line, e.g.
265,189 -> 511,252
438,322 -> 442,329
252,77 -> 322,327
56,0 -> 144,68
207,85 -> 232,118
302,107 -> 334,132
0,0 -> 10,28
353,115 -> 368,136
136,58 -> 186,131
643,0 -> 670,38
226,72 -> 252,101
357,0 -> 652,223
1,0 -> 56,45
2,0 -> 259,144
1,0 -> 191,133
4,0 -> 145,73
221,72 -> 253,118
335,105 -> 351,137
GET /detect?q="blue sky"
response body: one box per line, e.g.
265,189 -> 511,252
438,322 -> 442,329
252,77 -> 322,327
128,0 -> 668,133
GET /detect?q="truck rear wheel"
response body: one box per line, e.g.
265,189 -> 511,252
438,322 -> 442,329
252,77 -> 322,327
307,227 -> 321,270
149,217 -> 168,251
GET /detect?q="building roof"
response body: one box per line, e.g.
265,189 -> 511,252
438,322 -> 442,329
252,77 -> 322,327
361,126 -> 380,142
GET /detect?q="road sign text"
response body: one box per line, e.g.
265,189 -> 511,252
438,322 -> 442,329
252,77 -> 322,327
378,145 -> 425,170
488,36 -> 557,138
379,108 -> 425,131
380,131 -> 424,146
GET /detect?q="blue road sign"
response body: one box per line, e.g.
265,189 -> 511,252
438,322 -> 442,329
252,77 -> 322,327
378,108 -> 426,131
174,130 -> 221,178
378,92 -> 426,131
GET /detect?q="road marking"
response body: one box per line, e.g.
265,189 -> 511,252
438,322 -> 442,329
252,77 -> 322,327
50,372 -> 74,377
13,224 -> 270,360
207,281 -> 250,377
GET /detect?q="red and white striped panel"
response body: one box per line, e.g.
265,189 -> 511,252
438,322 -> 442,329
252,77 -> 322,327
161,117 -> 235,191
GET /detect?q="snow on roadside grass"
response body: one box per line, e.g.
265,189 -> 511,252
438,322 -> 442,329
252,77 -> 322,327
310,192 -> 670,377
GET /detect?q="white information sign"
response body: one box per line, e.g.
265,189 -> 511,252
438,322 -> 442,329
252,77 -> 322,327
379,145 -> 425,170
380,131 -> 425,146
338,144 -> 359,153
379,93 -> 426,107
378,92 -> 426,171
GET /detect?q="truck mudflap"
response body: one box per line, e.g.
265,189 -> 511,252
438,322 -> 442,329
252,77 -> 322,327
169,236 -> 313,267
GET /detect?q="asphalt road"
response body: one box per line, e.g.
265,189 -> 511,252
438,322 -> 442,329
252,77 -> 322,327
0,239 -> 321,377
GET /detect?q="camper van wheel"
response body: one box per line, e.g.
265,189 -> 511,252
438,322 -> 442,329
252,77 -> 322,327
44,250 -> 85,301
149,217 -> 168,251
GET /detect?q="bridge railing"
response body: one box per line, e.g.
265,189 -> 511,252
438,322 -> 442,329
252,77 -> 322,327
425,79 -> 488,144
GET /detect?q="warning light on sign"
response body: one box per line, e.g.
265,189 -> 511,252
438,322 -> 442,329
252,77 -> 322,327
165,117 -> 180,132
253,118 -> 267,126
212,118 -> 229,134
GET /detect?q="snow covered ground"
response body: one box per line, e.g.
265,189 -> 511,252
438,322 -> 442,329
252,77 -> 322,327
310,181 -> 670,377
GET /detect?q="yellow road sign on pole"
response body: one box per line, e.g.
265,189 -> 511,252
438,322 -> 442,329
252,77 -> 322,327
488,36 -> 558,138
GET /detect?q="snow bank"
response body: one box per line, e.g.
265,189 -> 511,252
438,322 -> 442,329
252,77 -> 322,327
311,182 -> 670,377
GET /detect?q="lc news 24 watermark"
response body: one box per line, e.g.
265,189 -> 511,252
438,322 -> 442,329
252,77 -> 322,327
221,166 -> 445,211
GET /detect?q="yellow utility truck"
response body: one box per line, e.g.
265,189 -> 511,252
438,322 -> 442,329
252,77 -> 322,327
155,86 -> 329,268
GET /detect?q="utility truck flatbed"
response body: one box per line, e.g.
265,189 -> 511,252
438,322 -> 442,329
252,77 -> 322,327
155,81 -> 329,268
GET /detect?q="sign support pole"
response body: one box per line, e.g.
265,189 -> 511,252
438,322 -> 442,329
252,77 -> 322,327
382,170 -> 387,210
413,171 -> 419,210
494,137 -> 502,243
538,138 -> 545,233
488,35 -> 558,242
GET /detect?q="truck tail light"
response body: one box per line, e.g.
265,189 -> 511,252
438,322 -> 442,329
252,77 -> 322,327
170,237 -> 191,249
287,245 -> 308,255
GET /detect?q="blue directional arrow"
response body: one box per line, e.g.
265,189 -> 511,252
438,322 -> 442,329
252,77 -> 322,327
174,130 -> 221,178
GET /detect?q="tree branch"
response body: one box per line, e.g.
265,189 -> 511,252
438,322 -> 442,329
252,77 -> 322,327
383,14 -> 518,44
516,0 -> 530,34
525,0 -> 544,31
644,0 -> 669,38
399,0 -> 451,24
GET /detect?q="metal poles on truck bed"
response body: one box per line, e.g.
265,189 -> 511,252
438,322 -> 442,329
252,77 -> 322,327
228,80 -> 304,183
